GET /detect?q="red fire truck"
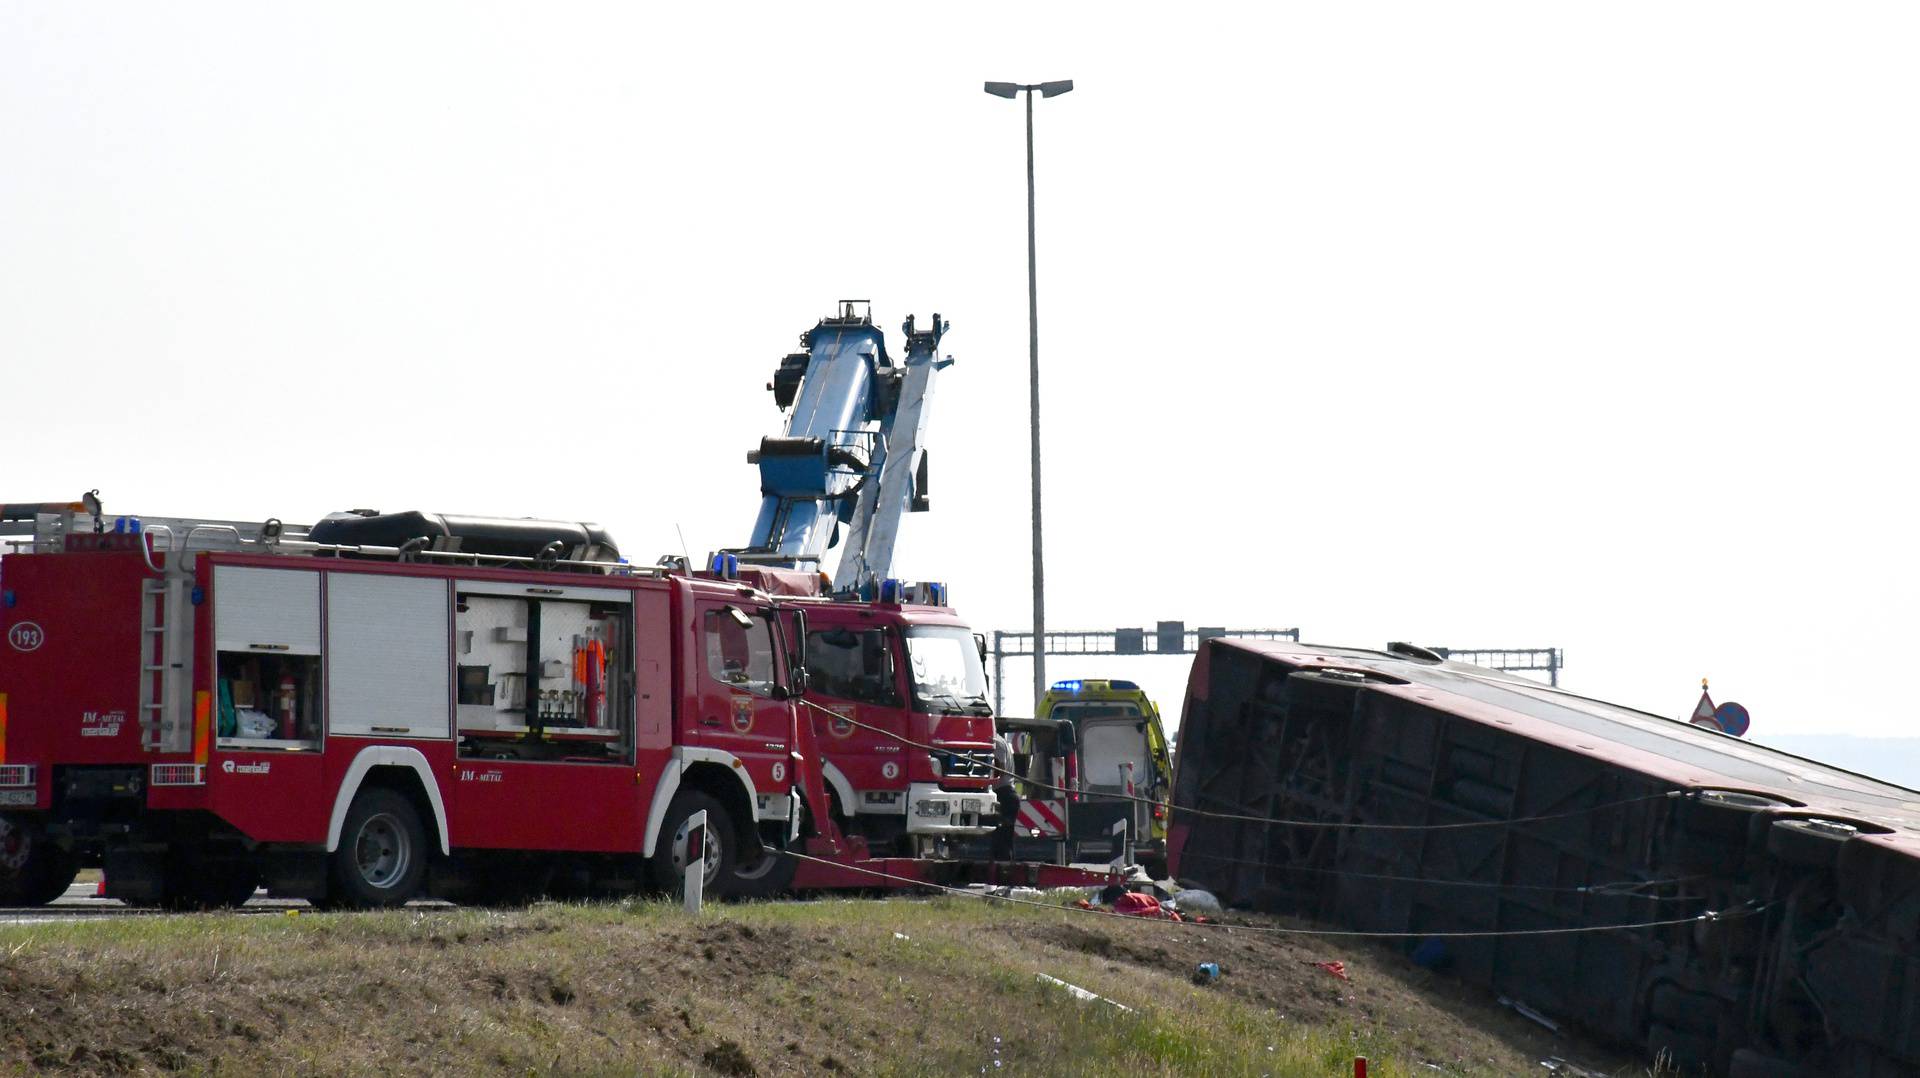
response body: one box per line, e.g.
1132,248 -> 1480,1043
784,593 -> 1000,858
0,500 -> 1107,908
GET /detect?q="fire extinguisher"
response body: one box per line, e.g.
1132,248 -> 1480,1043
276,674 -> 298,739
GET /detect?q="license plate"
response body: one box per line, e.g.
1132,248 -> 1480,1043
0,789 -> 35,806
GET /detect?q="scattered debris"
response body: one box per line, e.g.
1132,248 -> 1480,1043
1499,996 -> 1560,1034
1313,961 -> 1350,981
1112,892 -> 1187,921
1035,973 -> 1134,1012
892,932 -> 910,941
1539,1057 -> 1604,1077
1171,888 -> 1222,915
1192,962 -> 1221,986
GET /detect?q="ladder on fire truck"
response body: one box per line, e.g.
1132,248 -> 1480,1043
138,574 -> 194,753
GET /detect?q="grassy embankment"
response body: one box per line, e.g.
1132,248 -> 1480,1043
1,896 -> 1656,1076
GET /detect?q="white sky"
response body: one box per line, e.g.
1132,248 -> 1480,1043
4,4 -> 1916,737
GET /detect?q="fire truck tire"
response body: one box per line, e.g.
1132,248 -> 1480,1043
327,788 -> 427,908
649,791 -> 735,898
727,848 -> 797,900
0,816 -> 78,907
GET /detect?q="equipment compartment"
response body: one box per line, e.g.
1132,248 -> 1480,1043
215,650 -> 320,747
453,584 -> 632,763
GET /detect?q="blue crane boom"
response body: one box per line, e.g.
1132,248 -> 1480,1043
734,301 -> 951,595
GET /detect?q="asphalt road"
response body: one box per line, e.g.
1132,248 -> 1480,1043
0,880 -> 455,923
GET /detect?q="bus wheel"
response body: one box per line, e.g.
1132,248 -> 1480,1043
650,792 -> 735,898
327,788 -> 426,909
0,815 -> 78,907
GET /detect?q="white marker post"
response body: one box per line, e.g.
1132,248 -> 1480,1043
682,809 -> 707,915
1109,816 -> 1131,870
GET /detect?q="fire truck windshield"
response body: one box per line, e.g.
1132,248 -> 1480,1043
806,627 -> 899,706
904,626 -> 990,715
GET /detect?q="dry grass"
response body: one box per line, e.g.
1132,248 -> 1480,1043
0,896 -> 1668,1076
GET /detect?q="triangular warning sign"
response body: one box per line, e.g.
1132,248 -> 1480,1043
1689,680 -> 1718,729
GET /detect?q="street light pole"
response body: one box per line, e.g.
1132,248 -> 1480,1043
985,78 -> 1072,715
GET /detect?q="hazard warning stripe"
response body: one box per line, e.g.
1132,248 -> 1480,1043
1018,798 -> 1068,837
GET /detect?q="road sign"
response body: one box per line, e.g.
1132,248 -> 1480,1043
1714,702 -> 1750,738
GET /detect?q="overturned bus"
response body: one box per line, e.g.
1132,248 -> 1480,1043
1168,638 -> 1920,1078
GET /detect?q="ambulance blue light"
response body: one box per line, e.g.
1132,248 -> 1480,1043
1051,679 -> 1083,694
1108,680 -> 1140,690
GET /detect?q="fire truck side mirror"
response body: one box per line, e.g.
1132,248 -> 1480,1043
785,607 -> 809,697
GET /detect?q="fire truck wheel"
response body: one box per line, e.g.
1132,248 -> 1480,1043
328,788 -> 427,909
727,847 -> 797,900
0,816 -> 78,907
650,792 -> 735,898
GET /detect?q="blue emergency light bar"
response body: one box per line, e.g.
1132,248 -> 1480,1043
1050,678 -> 1142,694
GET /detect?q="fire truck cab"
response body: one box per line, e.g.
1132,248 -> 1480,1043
0,504 -> 822,907
794,590 -> 999,857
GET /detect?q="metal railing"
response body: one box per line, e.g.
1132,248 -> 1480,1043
988,621 -> 1302,714
1433,647 -> 1564,687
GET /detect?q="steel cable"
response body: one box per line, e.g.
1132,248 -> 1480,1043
797,697 -> 1681,833
784,850 -> 1765,940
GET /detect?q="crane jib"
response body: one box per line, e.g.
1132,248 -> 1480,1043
740,304 -> 951,596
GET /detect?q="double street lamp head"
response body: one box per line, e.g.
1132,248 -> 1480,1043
983,80 -> 1074,99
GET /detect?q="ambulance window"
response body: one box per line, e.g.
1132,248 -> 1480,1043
705,608 -> 777,697
806,628 -> 898,706
1081,722 -> 1152,793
